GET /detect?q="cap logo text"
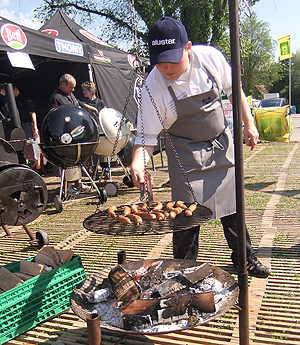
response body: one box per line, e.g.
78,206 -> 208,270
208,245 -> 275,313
152,38 -> 176,46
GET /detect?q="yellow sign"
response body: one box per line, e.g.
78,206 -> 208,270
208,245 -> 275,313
278,35 -> 292,60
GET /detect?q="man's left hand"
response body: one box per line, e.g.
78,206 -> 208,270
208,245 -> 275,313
243,123 -> 259,151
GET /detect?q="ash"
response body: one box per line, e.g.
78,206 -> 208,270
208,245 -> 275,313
92,300 -> 124,329
134,319 -> 190,333
195,277 -> 234,310
89,288 -> 112,303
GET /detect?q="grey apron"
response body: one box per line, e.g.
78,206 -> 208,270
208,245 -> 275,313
166,69 -> 236,219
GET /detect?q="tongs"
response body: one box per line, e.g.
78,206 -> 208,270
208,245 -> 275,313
140,171 -> 154,206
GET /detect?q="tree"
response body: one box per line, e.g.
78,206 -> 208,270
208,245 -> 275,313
35,0 -> 261,53
238,12 -> 282,98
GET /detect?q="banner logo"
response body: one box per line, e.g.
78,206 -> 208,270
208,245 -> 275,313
1,23 -> 27,49
278,35 -> 292,61
54,38 -> 84,56
41,29 -> 59,36
79,29 -> 109,46
128,54 -> 139,68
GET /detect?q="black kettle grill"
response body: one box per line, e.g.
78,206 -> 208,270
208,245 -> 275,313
40,105 -> 107,212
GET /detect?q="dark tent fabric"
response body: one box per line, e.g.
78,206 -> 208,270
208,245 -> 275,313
0,12 -> 146,126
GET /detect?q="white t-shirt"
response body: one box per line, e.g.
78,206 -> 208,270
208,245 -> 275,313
135,45 -> 232,145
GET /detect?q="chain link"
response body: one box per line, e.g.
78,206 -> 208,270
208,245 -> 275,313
110,0 -> 140,160
130,0 -> 139,57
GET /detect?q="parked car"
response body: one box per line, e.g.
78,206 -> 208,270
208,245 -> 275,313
259,98 -> 289,108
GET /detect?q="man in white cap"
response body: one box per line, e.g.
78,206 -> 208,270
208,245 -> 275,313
131,17 -> 271,278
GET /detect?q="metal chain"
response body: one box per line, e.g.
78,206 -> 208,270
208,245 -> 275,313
130,0 -> 139,57
110,68 -> 138,158
109,0 -> 140,159
143,80 -> 198,203
136,69 -> 151,199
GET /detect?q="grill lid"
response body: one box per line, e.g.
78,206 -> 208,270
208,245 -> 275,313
40,105 -> 99,168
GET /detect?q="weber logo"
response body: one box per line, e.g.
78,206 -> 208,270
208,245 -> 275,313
152,38 -> 176,46
1,24 -> 27,49
54,38 -> 84,56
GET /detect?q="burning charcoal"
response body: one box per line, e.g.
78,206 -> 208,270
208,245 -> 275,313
159,293 -> 191,320
132,266 -> 148,282
140,286 -> 160,299
190,292 -> 216,313
121,299 -> 159,316
163,270 -> 182,279
155,278 -> 187,298
139,260 -> 164,288
162,305 -> 187,319
108,265 -> 139,302
88,287 -> 112,303
182,262 -> 213,285
160,293 -> 191,308
122,314 -> 154,331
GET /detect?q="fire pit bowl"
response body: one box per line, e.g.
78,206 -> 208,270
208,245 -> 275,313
70,259 -> 238,334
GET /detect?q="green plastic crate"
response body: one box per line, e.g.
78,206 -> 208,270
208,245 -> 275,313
0,254 -> 86,344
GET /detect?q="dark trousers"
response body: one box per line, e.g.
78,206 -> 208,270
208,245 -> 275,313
173,213 -> 253,261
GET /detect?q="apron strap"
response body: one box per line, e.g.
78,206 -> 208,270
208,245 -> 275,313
167,85 -> 178,102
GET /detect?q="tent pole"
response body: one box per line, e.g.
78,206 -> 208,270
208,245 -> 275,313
228,1 -> 249,345
88,63 -> 93,82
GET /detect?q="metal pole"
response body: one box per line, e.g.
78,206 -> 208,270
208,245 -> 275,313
288,38 -> 292,142
86,313 -> 101,345
289,36 -> 292,108
228,1 -> 249,345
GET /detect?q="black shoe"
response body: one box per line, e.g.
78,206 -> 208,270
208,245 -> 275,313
231,252 -> 272,278
36,169 -> 44,177
246,254 -> 272,278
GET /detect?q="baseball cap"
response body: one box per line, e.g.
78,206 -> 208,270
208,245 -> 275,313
148,17 -> 189,65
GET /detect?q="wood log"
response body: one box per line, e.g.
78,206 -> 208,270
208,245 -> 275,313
190,291 -> 216,313
14,272 -> 35,281
35,246 -> 60,268
20,260 -> 48,276
121,299 -> 159,316
55,249 -> 74,265
182,262 -> 213,285
35,246 -> 74,268
0,267 -> 23,291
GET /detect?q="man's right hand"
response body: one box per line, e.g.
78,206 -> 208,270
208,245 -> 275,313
130,145 -> 154,188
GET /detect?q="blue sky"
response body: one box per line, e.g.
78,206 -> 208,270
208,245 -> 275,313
0,0 -> 299,59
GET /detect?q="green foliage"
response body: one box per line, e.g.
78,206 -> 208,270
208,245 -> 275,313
239,12 -> 282,98
34,0 -> 247,53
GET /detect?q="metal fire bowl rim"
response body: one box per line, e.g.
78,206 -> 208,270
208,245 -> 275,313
83,202 -> 213,236
70,258 -> 239,335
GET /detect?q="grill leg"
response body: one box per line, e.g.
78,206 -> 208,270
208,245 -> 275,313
2,224 -> 13,237
23,224 -> 35,241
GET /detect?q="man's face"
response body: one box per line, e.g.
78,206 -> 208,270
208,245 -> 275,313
155,42 -> 191,81
61,79 -> 76,95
